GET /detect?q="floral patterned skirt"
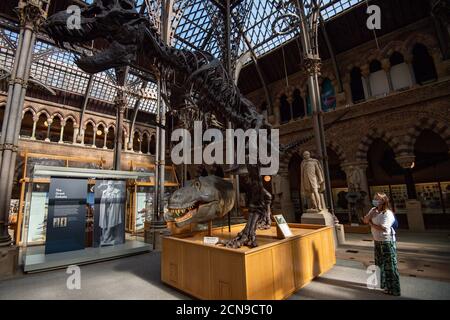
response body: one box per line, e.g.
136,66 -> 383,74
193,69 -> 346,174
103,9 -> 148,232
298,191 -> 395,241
374,240 -> 401,296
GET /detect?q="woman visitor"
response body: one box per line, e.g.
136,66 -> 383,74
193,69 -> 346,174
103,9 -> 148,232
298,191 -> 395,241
363,192 -> 401,296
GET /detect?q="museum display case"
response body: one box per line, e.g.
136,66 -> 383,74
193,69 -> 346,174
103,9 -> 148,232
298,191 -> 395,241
162,223 -> 336,300
20,165 -> 154,272
126,161 -> 179,234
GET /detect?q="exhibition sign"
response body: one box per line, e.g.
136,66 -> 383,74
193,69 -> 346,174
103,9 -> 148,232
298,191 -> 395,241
45,178 -> 88,254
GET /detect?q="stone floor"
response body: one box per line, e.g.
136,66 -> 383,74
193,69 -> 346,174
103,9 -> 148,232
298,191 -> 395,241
0,230 -> 449,300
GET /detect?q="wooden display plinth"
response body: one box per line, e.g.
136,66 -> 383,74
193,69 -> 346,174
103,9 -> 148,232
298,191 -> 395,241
161,223 -> 336,300
343,224 -> 371,234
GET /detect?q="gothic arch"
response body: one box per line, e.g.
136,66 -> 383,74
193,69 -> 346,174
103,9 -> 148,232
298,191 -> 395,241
404,117 -> 450,154
22,106 -> 37,118
64,114 -> 78,127
36,109 -> 51,120
381,40 -> 407,58
327,141 -> 347,164
83,119 -> 96,130
51,112 -> 64,122
403,33 -> 439,55
356,128 -> 402,162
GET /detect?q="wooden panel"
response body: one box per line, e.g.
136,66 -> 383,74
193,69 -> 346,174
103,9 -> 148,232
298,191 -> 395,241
182,244 -> 211,299
245,249 -> 275,300
161,224 -> 336,300
271,242 -> 296,299
293,237 -> 313,288
210,251 -> 246,300
161,239 -> 183,287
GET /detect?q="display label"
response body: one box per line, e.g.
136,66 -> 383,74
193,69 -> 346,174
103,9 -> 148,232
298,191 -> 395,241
273,214 -> 293,238
45,178 -> 88,254
203,237 -> 219,245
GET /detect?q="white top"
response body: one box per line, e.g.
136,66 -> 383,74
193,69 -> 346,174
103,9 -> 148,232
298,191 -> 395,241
368,208 -> 396,242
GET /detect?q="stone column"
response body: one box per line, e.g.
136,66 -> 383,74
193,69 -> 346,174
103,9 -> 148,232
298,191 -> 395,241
0,0 -> 48,278
128,134 -> 134,151
44,118 -> 52,142
138,136 -> 142,154
404,53 -> 417,87
58,120 -> 65,144
30,115 -> 38,140
103,128 -> 108,149
73,126 -> 79,144
92,126 -> 97,148
360,65 -> 372,98
342,74 -> 353,105
382,58 -> 393,93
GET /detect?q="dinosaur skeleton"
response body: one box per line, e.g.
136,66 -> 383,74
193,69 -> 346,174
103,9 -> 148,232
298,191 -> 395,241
44,0 -> 275,248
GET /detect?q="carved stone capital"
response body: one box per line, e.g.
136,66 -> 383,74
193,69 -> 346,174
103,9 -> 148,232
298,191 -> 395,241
395,154 -> 416,169
0,143 -> 19,152
303,57 -> 322,76
16,0 -> 48,31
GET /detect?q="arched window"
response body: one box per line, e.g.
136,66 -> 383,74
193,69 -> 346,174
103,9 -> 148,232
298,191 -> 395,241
20,111 -> 34,138
412,43 -> 437,85
49,116 -> 62,143
106,127 -> 115,149
350,67 -> 365,103
279,94 -> 291,124
321,78 -> 336,112
142,133 -> 149,154
0,104 -> 5,133
35,114 -> 48,141
84,123 -> 94,146
133,131 -> 141,152
390,52 -> 413,90
291,89 -> 305,119
149,135 -> 156,155
96,124 -> 105,148
369,60 -> 389,97
63,118 -> 74,143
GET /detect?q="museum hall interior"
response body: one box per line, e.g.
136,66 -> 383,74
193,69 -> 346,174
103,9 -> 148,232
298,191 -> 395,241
0,0 -> 449,302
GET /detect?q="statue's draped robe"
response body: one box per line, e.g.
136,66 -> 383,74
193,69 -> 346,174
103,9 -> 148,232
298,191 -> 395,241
301,159 -> 325,193
99,188 -> 123,229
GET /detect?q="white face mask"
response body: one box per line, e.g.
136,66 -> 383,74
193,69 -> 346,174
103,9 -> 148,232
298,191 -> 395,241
372,199 -> 382,207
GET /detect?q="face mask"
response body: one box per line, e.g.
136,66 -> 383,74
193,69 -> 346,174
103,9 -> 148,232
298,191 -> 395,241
372,200 -> 382,207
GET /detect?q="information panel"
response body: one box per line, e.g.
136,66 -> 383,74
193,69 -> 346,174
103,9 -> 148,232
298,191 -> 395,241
45,178 -> 88,254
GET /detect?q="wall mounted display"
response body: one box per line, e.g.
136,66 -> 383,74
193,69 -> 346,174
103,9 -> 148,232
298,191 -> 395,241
94,180 -> 126,247
390,184 -> 408,214
45,178 -> 88,254
441,181 -> 450,212
26,186 -> 49,244
332,187 -> 349,214
416,183 -> 443,214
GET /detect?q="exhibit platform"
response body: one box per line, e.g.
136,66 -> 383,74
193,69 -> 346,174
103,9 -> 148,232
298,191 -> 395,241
162,223 -> 336,300
23,240 -> 151,272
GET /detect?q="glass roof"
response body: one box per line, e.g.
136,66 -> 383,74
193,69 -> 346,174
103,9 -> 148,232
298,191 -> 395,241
1,1 -> 364,115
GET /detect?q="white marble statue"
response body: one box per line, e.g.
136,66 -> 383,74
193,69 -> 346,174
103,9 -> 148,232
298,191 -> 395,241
300,151 -> 326,212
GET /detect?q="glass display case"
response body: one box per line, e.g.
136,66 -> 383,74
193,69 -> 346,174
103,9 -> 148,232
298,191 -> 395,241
416,183 -> 443,214
441,181 -> 450,213
390,184 -> 408,214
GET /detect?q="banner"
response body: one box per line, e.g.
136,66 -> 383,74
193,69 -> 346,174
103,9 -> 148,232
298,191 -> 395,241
94,180 -> 126,247
45,178 -> 88,254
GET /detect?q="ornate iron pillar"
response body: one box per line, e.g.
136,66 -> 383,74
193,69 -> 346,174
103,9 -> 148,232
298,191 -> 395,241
113,67 -> 129,170
0,0 -> 49,248
295,0 -> 337,223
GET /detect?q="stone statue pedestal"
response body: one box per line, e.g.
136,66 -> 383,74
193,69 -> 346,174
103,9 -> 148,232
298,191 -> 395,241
301,210 -> 345,247
301,209 -> 335,226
